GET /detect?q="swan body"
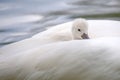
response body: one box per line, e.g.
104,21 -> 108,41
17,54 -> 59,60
0,19 -> 120,80
0,37 -> 120,80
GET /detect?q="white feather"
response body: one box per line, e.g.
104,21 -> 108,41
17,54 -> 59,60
0,37 -> 120,80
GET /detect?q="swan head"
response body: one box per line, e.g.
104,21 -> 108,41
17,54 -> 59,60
72,18 -> 89,39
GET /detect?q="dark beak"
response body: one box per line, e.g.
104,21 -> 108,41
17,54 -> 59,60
81,33 -> 89,39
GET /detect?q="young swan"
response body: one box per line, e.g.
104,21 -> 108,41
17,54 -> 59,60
72,18 -> 89,39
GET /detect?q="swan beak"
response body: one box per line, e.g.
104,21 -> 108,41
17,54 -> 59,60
81,33 -> 89,39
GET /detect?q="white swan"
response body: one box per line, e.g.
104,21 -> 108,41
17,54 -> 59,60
0,19 -> 120,80
0,37 -> 120,80
0,18 -> 89,54
32,18 -> 89,40
33,19 -> 120,39
0,19 -> 120,54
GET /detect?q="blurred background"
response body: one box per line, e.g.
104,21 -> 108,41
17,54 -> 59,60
0,0 -> 120,47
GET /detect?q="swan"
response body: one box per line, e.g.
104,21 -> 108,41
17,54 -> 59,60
0,18 -> 89,54
0,19 -> 120,54
0,37 -> 120,80
32,18 -> 89,40
32,19 -> 120,39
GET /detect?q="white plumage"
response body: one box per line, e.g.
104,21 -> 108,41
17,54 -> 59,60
1,19 -> 120,54
88,20 -> 120,38
0,18 -> 89,54
0,37 -> 120,80
0,19 -> 120,80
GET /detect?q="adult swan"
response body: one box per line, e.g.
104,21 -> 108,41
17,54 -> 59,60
0,37 -> 120,80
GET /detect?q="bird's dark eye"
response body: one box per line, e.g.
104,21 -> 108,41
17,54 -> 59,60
78,29 -> 81,32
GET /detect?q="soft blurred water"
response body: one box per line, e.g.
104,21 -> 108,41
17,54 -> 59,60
0,0 -> 120,47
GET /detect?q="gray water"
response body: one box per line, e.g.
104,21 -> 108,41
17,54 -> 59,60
0,0 -> 120,47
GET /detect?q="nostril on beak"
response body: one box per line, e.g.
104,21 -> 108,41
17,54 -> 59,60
81,33 -> 89,39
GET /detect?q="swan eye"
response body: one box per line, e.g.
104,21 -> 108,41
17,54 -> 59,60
78,29 -> 81,32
